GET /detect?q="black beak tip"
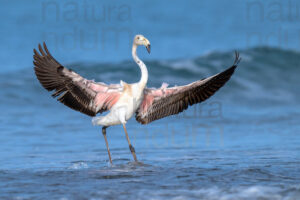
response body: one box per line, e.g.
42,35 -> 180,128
146,44 -> 151,54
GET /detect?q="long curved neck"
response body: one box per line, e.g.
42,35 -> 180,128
132,43 -> 148,88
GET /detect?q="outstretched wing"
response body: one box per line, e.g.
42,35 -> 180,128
33,42 -> 122,116
136,52 -> 240,124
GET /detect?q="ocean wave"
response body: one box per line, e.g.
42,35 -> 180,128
136,185 -> 300,200
1,47 -> 299,105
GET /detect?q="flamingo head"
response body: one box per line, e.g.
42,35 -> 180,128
134,34 -> 151,54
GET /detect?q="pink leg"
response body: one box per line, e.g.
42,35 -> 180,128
122,124 -> 138,162
102,126 -> 112,164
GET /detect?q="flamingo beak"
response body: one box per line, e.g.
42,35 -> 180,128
146,44 -> 151,54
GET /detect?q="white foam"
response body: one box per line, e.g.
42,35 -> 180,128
68,161 -> 88,169
136,185 -> 300,200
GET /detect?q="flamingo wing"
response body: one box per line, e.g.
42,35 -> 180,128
33,42 -> 121,117
136,52 -> 240,124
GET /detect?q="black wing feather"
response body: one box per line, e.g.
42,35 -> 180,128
33,42 -> 97,116
136,52 -> 240,124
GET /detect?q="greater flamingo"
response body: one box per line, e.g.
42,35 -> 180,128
33,34 -> 240,164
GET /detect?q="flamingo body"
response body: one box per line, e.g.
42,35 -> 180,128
92,82 -> 144,126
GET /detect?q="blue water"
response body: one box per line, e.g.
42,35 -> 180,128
1,0 -> 300,199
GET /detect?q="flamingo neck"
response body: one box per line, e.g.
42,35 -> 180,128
132,43 -> 148,88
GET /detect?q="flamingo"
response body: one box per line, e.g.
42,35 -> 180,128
33,34 -> 240,164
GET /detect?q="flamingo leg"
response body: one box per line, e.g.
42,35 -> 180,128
122,124 -> 138,162
102,126 -> 112,164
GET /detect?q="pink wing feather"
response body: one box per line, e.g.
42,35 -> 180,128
33,42 -> 121,116
136,52 -> 240,124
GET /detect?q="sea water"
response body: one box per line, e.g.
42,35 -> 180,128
1,0 -> 300,199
